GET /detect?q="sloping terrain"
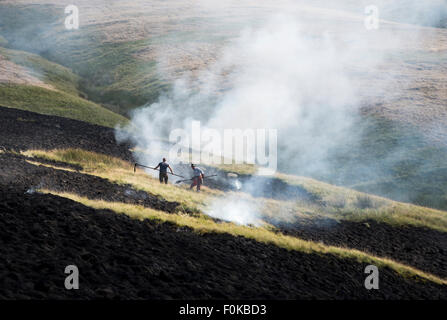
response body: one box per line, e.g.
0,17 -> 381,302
1,106 -> 446,299
1,0 -> 446,212
277,219 -> 447,278
1,0 -> 447,300
0,106 -> 131,157
0,47 -> 128,127
2,190 -> 446,300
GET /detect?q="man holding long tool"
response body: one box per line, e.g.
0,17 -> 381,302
154,158 -> 174,184
190,164 -> 205,192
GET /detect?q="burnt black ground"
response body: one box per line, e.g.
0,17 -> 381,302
0,152 -> 181,214
1,106 -> 447,299
275,219 -> 447,279
0,106 -> 132,160
2,150 -> 445,279
1,189 -> 446,300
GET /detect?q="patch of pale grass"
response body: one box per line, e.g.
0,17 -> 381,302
276,172 -> 447,232
24,160 -> 78,173
23,148 -> 219,213
210,163 -> 258,175
108,167 -> 217,212
22,148 -> 126,172
24,148 -> 447,232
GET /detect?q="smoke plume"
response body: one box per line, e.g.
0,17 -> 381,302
116,1 -> 447,223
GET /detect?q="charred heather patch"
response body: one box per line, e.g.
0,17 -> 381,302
0,152 -> 180,213
1,190 -> 446,300
1,105 -> 447,299
274,218 -> 447,279
0,106 -> 132,160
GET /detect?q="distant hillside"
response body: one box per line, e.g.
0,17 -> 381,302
0,47 -> 128,127
1,0 -> 446,210
0,2 -> 184,114
312,0 -> 447,28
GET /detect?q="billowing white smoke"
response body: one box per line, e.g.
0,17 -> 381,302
117,12 -> 378,169
366,0 -> 447,27
208,195 -> 261,226
204,15 -> 368,176
115,5 -> 417,225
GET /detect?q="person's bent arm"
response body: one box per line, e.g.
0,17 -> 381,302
168,165 -> 174,174
154,163 -> 160,170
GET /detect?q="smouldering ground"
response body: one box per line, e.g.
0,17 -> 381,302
18,147 -> 447,278
23,148 -> 447,233
1,107 -> 446,298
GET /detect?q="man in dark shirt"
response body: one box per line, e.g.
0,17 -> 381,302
154,158 -> 174,184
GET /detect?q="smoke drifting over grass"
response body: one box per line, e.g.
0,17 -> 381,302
119,11 -> 371,166
119,9 -> 387,163
208,195 -> 262,226
118,9 -> 364,223
116,1 -> 447,222
364,0 -> 447,28
0,0 -> 445,218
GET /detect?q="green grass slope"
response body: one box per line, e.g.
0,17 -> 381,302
0,46 -> 82,94
0,84 -> 127,128
326,116 -> 447,210
0,45 -> 128,127
0,3 -> 168,115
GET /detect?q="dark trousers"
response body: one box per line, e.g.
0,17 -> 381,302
159,172 -> 168,184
